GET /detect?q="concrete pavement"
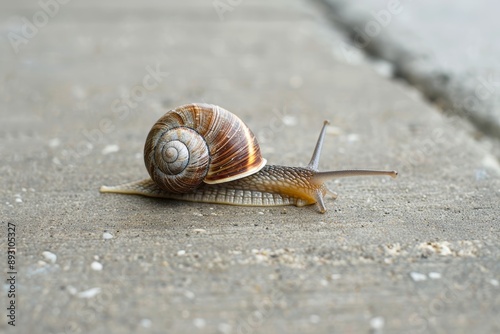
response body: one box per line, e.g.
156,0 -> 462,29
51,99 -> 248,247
1,0 -> 499,333
319,0 -> 500,143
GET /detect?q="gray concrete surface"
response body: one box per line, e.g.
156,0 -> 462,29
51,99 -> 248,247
318,0 -> 500,141
1,0 -> 500,333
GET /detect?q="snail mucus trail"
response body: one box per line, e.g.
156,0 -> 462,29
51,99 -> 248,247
100,103 -> 398,213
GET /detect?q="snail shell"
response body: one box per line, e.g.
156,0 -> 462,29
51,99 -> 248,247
144,103 -> 267,193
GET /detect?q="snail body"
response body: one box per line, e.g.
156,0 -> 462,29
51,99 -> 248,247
100,103 -> 397,213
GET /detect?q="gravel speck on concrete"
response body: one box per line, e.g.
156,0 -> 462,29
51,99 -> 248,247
41,251 -> 57,264
91,261 -> 103,271
428,272 -> 442,280
410,272 -> 427,282
76,287 -> 102,299
101,144 -> 120,155
102,232 -> 113,240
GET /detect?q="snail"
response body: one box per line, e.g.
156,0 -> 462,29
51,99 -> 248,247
100,103 -> 397,213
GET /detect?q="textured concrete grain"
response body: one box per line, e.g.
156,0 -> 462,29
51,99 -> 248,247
1,1 -> 499,333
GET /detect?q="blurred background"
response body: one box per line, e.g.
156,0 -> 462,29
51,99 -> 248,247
2,0 -> 500,185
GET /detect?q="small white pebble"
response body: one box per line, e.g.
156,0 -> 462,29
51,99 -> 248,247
331,274 -> 341,280
192,228 -> 206,233
255,254 -> 267,263
22,188 -> 27,192
184,290 -> 195,299
48,138 -> 61,148
370,316 -> 385,330
326,125 -> 343,136
77,287 -> 101,299
372,59 -> 394,78
177,250 -> 186,256
91,261 -> 103,271
410,272 -> 427,282
193,212 -> 203,217
140,318 -> 152,328
193,318 -> 206,329
474,169 -> 489,181
101,144 -> 120,155
15,198 -> 22,203
257,211 -> 264,215
282,115 -> 298,126
428,272 -> 442,279
490,279 -> 499,287
103,232 -> 113,240
309,314 -> 320,324
42,251 -> 57,264
347,133 -> 360,142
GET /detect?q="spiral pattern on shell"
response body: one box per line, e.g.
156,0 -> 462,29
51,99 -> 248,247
144,103 -> 267,194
